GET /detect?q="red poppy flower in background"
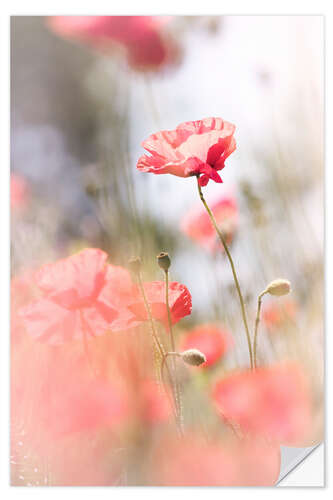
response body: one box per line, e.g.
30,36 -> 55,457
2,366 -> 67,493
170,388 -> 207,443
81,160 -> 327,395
19,249 -> 118,344
212,362 -> 312,446
97,266 -> 192,330
149,432 -> 280,486
262,298 -> 297,332
180,192 -> 238,252
47,16 -> 176,71
11,173 -> 29,211
126,281 -> 192,329
180,324 -> 234,368
137,117 -> 236,186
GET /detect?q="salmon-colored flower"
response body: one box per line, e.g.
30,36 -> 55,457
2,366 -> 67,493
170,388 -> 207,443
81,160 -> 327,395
19,249 -> 118,344
181,193 -> 238,252
137,117 -> 236,186
262,298 -> 297,332
19,250 -> 192,343
149,432 -> 280,486
98,268 -> 192,331
47,16 -> 176,71
125,281 -> 192,328
180,324 -> 234,368
212,362 -> 312,446
11,173 -> 29,210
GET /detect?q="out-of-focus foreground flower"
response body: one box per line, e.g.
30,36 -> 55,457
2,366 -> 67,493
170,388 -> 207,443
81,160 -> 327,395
18,248 -> 192,344
148,432 -> 281,486
213,362 -> 313,446
180,193 -> 238,252
137,117 -> 236,186
47,16 -> 178,71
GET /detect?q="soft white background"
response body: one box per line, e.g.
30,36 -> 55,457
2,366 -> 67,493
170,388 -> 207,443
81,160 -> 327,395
1,0 -> 330,497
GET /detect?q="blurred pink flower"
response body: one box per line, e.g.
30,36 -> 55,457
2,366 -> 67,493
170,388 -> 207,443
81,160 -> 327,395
10,173 -> 29,210
180,324 -> 234,368
137,117 -> 236,186
47,16 -> 177,71
150,433 -> 280,486
18,249 -> 192,344
138,379 -> 171,424
212,362 -> 312,446
98,266 -> 192,330
19,248 -> 118,344
262,298 -> 297,332
181,193 -> 238,252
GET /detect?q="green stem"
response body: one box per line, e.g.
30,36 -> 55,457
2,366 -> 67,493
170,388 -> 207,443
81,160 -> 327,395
253,291 -> 267,368
164,270 -> 183,432
196,177 -> 254,369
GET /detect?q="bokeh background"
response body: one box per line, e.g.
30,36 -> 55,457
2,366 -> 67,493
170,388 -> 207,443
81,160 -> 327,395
10,15 -> 324,485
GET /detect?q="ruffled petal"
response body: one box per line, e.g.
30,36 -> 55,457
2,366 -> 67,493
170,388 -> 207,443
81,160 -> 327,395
19,299 -> 80,345
35,248 -> 108,309
137,117 -> 236,185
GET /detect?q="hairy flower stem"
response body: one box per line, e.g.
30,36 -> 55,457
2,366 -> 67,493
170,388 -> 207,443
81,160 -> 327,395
253,291 -> 267,368
196,177 -> 254,369
136,271 -> 179,426
161,352 -> 181,384
164,270 -> 183,433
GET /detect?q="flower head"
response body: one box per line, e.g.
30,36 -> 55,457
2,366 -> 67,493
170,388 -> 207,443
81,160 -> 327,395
180,324 -> 234,368
19,249 -> 118,344
212,362 -> 312,445
137,117 -> 236,186
181,193 -> 238,252
105,279 -> 192,331
47,16 -> 176,71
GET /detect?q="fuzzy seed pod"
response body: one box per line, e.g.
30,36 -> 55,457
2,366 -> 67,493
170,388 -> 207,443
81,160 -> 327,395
181,348 -> 207,366
265,279 -> 291,296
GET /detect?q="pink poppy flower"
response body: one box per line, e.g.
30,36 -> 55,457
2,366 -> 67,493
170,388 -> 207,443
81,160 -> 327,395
212,362 -> 312,446
150,433 -> 280,486
181,193 -> 238,252
99,272 -> 192,331
262,298 -> 297,332
19,249 -> 118,344
47,16 -> 176,71
180,324 -> 234,368
137,117 -> 236,186
10,173 -> 29,210
137,379 -> 171,424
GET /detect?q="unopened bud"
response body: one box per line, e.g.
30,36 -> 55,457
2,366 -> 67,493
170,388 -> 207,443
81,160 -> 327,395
157,252 -> 171,272
265,279 -> 291,296
128,257 -> 142,274
181,348 -> 206,366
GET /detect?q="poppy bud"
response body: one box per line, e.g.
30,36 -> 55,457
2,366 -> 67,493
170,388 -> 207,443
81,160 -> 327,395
128,257 -> 142,274
157,252 -> 171,271
265,279 -> 291,296
181,348 -> 206,366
